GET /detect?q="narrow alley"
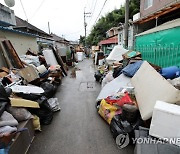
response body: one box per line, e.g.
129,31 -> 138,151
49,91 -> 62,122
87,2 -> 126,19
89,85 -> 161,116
27,59 -> 134,154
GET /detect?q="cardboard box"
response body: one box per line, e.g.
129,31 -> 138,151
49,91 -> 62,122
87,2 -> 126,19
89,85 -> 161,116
18,65 -> 39,82
149,101 -> 180,146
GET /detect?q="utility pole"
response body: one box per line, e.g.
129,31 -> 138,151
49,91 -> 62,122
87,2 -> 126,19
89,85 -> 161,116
84,8 -> 91,47
48,21 -> 51,34
124,0 -> 129,49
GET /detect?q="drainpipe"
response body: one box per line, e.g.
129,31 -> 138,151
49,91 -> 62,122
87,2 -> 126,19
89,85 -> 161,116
124,0 -> 129,49
155,17 -> 158,27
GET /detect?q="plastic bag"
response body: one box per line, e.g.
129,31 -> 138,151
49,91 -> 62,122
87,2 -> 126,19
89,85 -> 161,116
32,115 -> 41,131
101,71 -> 114,87
30,96 -> 54,125
0,84 -> 10,103
98,99 -> 122,124
105,92 -> 134,106
160,66 -> 180,79
47,98 -> 61,112
110,114 -> 143,149
121,104 -> 139,123
40,82 -> 57,98
7,106 -> 32,122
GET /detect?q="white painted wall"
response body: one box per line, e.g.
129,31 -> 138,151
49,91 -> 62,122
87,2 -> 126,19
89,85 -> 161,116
0,30 -> 38,56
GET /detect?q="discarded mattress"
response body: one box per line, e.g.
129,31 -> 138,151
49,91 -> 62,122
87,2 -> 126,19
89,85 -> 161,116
106,45 -> 128,64
149,101 -> 180,146
131,61 -> 180,120
96,74 -> 132,102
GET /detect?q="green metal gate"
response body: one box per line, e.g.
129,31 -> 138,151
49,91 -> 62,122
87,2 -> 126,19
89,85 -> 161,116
135,27 -> 180,67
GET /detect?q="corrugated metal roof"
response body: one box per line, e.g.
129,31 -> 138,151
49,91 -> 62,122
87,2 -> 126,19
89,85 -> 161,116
99,36 -> 118,45
14,16 -> 51,37
136,18 -> 180,36
0,26 -> 36,37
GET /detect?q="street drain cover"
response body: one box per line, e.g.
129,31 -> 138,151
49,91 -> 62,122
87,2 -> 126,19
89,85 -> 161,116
79,82 -> 96,91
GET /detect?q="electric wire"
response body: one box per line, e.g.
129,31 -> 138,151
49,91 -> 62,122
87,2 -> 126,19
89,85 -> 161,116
19,0 -> 28,21
88,0 -> 97,24
30,0 -> 47,20
94,0 -> 108,24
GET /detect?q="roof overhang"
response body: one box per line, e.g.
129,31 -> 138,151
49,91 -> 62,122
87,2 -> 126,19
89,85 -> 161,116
0,26 -> 36,37
134,2 -> 180,24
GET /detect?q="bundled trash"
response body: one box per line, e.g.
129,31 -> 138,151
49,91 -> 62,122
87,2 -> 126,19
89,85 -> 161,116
95,47 -> 180,151
0,40 -> 65,151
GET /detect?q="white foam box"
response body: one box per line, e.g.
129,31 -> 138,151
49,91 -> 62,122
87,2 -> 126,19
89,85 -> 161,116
131,61 -> 180,120
150,101 -> 180,146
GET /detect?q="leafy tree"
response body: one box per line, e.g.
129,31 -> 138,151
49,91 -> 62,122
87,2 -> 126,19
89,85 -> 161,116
86,0 -> 140,46
79,35 -> 85,46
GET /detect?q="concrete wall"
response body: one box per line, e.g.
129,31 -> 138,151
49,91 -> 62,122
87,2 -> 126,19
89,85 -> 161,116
140,0 -> 177,18
0,30 -> 38,56
0,3 -> 16,26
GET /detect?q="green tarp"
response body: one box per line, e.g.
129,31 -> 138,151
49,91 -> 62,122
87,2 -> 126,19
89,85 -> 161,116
135,27 -> 180,67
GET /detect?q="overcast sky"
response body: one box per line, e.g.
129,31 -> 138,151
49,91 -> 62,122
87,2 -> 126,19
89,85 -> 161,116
2,0 -> 125,41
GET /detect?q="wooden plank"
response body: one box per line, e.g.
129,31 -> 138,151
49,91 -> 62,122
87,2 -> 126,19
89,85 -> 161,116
2,40 -> 24,69
52,47 -> 67,76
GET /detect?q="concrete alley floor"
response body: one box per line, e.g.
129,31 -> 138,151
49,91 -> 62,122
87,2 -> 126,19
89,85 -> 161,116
28,58 -> 134,154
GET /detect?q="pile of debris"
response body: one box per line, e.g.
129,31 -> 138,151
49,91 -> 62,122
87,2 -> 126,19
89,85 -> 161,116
95,47 -> 180,152
0,40 -> 68,153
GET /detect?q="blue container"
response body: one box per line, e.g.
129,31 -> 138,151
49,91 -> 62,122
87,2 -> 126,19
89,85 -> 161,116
160,66 -> 180,79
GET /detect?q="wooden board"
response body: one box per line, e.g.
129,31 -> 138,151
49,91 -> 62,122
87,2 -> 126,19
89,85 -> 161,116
2,40 -> 24,69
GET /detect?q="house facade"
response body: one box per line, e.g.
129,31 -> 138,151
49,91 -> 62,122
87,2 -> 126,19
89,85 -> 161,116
14,16 -> 53,52
118,23 -> 135,50
99,27 -> 118,55
0,3 -> 39,67
134,0 -> 180,67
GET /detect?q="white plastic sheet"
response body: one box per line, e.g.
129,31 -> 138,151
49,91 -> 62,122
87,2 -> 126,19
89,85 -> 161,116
96,74 -> 132,102
106,45 -> 128,64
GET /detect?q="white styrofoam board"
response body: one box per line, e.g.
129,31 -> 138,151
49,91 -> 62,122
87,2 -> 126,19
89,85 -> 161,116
131,61 -> 180,120
150,101 -> 180,146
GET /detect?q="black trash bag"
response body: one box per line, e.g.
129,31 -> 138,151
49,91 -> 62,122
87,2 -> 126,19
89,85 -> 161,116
94,71 -> 103,82
0,102 -> 8,117
110,114 -> 143,143
113,67 -> 123,78
5,87 -> 12,97
36,96 -> 52,110
40,82 -> 56,98
16,93 -> 41,101
121,104 -> 139,123
34,108 -> 53,125
1,77 -> 12,87
0,84 -> 10,102
29,96 -> 54,125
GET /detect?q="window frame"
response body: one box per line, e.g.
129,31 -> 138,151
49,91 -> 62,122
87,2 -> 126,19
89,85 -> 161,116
144,0 -> 153,10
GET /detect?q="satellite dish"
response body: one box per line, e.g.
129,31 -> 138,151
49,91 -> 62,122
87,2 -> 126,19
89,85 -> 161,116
4,0 -> 15,7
